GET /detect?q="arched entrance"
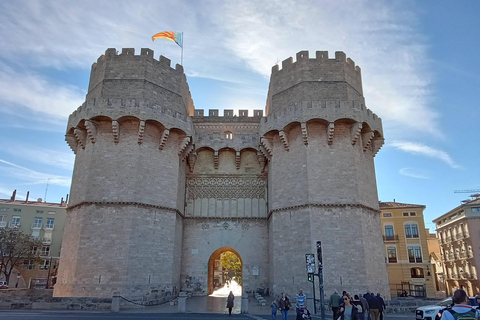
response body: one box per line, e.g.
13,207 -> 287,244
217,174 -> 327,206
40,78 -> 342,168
207,247 -> 242,295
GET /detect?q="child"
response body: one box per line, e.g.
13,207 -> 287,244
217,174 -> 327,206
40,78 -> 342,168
302,307 -> 312,319
271,300 -> 279,320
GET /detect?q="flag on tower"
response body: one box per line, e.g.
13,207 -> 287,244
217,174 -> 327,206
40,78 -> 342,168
152,31 -> 183,48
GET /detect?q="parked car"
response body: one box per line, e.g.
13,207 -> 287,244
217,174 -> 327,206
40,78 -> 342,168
0,281 -> 8,289
415,297 -> 479,320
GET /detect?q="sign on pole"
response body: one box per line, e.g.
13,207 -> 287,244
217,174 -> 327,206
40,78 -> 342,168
305,254 -> 315,273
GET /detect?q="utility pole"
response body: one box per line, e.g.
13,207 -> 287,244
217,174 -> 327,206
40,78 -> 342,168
317,241 -> 325,320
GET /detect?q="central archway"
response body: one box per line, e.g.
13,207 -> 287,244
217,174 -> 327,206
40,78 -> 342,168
208,247 -> 242,295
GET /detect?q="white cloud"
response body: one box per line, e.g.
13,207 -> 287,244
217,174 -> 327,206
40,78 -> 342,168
399,167 -> 431,179
2,144 -> 74,171
0,159 -> 71,187
391,141 -> 462,169
0,63 -> 84,120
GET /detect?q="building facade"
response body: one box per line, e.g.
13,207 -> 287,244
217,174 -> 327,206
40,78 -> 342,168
54,48 -> 389,299
433,195 -> 480,296
0,192 -> 66,289
379,201 -> 435,298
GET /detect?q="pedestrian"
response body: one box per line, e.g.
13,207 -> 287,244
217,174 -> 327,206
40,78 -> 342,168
271,299 -> 279,320
226,291 -> 234,315
279,292 -> 292,320
357,294 -> 370,320
367,293 -> 380,320
353,295 -> 366,320
330,290 -> 341,320
296,289 -> 307,318
376,293 -> 386,320
441,289 -> 480,320
338,293 -> 360,320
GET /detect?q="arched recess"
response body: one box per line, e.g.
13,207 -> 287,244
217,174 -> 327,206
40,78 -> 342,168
207,247 -> 243,295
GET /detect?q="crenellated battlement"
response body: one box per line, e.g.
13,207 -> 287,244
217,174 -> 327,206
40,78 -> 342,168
266,50 -> 364,116
192,109 -> 263,123
271,50 -> 361,75
88,48 -> 194,116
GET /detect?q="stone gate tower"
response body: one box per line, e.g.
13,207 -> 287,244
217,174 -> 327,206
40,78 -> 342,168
55,48 -> 389,300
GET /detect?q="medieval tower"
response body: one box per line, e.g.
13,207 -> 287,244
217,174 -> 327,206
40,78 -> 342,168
54,48 -> 389,300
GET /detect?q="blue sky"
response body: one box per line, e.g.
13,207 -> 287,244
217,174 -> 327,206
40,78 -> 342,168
0,0 -> 478,230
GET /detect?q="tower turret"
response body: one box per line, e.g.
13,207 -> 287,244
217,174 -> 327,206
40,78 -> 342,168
262,51 -> 389,297
55,48 -> 194,297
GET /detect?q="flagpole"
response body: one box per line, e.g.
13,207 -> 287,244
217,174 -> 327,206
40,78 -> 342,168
181,32 -> 184,66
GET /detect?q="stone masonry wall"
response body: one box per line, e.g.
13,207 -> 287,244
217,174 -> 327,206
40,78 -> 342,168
181,219 -> 269,294
54,204 -> 182,298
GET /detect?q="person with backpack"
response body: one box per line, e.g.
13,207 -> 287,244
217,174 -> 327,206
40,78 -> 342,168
441,289 -> 480,320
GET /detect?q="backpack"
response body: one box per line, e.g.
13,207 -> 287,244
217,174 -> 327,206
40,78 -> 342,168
445,308 -> 477,320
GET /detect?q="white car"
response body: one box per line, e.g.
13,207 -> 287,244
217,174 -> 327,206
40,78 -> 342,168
415,297 -> 479,320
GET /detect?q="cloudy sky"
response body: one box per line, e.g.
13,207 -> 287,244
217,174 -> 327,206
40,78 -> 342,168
0,0 -> 479,229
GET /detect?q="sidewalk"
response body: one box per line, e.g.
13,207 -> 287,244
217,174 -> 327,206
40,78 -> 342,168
122,294 -> 333,319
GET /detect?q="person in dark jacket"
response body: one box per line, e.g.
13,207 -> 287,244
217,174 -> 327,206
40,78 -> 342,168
367,293 -> 380,320
226,291 -> 234,315
338,293 -> 360,320
279,293 -> 292,320
376,294 -> 386,320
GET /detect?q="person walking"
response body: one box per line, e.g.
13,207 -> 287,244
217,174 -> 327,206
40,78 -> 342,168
226,291 -> 234,315
376,293 -> 386,320
358,294 -> 369,320
338,293 -> 360,320
279,292 -> 292,320
367,292 -> 380,320
271,299 -> 279,320
441,289 -> 480,320
296,289 -> 307,319
330,290 -> 341,320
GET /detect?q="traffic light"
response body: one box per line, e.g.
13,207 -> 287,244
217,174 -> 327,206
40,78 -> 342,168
307,273 -> 314,282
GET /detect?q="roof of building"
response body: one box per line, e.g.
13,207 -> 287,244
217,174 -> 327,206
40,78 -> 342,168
379,201 -> 426,209
432,195 -> 480,223
0,198 -> 67,208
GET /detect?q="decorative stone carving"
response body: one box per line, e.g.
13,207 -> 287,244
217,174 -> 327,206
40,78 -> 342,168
159,129 -> 169,150
85,120 -> 97,144
327,122 -> 335,145
138,120 -> 145,144
112,120 -> 119,144
301,122 -> 308,145
186,175 -> 267,200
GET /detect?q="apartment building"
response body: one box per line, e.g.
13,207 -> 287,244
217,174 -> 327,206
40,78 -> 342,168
380,201 -> 435,298
0,191 -> 66,289
433,195 -> 480,296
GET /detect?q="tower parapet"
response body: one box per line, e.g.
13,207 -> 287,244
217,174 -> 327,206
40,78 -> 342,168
88,48 -> 194,116
266,51 -> 363,116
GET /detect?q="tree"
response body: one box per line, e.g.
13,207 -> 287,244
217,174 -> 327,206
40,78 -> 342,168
220,251 -> 242,285
0,228 -> 43,285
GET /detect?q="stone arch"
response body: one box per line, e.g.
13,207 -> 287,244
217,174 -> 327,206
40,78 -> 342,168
207,247 -> 243,295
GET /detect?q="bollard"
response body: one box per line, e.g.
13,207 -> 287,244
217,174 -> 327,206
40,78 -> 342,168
241,293 -> 249,314
112,292 -> 120,313
177,291 -> 187,313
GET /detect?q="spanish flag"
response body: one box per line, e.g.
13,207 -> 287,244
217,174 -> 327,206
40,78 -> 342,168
152,31 -> 183,48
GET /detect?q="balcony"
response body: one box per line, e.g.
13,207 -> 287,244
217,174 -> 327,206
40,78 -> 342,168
44,225 -> 54,231
0,221 -> 7,228
42,238 -> 52,245
9,222 -> 20,228
31,223 -> 42,230
383,235 -> 399,242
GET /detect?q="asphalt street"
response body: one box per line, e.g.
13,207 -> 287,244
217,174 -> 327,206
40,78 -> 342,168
0,311 -> 414,320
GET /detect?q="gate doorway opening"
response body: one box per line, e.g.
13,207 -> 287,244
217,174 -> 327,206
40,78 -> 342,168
208,247 -> 242,296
